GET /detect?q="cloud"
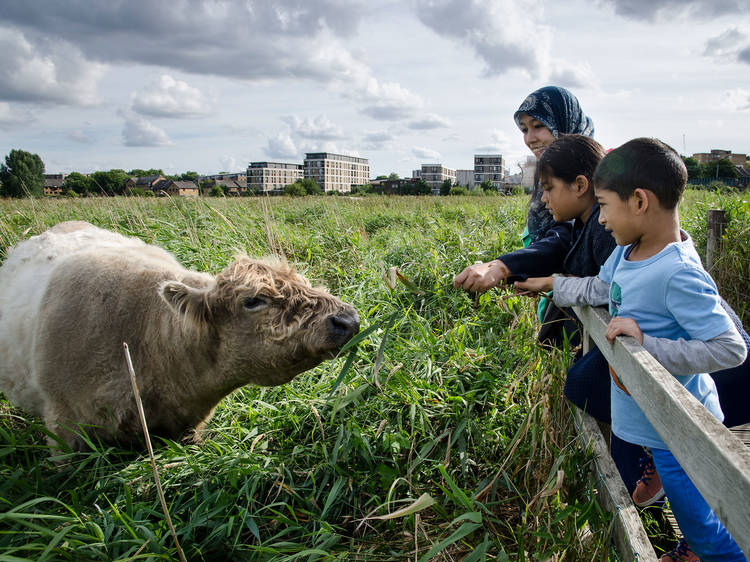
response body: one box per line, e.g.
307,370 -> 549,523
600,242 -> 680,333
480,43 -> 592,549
219,155 -> 243,173
703,28 -> 750,65
0,26 -> 104,106
548,61 -> 597,90
362,130 -> 396,150
414,0 -> 547,77
358,79 -> 424,120
67,130 -> 93,143
407,113 -> 451,130
131,75 -> 212,118
475,129 -> 512,153
121,113 -> 173,146
412,146 -> 441,160
282,115 -> 345,140
0,101 -> 35,130
722,88 -> 750,112
599,0 -> 749,21
265,131 -> 299,159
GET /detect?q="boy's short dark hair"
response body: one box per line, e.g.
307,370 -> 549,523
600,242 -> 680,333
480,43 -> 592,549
593,138 -> 687,209
538,134 -> 605,186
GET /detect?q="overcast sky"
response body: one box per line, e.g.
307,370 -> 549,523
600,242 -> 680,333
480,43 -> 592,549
1,0 -> 748,178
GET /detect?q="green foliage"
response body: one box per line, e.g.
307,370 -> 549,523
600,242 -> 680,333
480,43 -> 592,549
127,168 -> 163,177
439,179 -> 453,196
89,169 -> 130,196
283,182 -> 307,196
449,186 -> 468,196
208,185 -> 225,197
480,179 -> 495,193
179,171 -> 199,182
63,172 -> 94,196
0,149 -> 45,198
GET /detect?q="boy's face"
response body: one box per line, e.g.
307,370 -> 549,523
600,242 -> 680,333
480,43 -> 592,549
541,176 -> 583,222
595,187 -> 640,246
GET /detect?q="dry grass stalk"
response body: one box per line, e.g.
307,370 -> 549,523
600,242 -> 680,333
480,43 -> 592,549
123,343 -> 187,562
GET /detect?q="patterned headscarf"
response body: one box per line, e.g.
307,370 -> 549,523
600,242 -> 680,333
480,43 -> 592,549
514,86 -> 594,243
514,86 -> 594,139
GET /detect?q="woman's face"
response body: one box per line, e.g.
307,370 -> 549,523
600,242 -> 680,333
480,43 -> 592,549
518,114 -> 555,158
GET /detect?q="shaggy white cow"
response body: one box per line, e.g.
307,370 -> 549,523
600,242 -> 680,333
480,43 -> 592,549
0,221 -> 359,450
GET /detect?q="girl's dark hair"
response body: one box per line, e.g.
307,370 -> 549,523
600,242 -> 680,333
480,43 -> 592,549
537,134 -> 606,186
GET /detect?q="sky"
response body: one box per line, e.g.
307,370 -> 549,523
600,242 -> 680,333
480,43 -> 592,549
1,0 -> 749,178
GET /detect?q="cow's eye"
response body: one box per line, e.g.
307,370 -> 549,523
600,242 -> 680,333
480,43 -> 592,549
243,297 -> 265,310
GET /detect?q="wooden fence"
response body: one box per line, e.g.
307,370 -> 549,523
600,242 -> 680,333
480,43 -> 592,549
573,304 -> 750,560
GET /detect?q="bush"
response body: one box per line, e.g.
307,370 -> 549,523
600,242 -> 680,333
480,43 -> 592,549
449,186 -> 468,196
284,182 -> 307,197
209,185 -> 225,197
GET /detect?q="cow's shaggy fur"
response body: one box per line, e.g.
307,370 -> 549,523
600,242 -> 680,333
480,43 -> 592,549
0,221 -> 359,450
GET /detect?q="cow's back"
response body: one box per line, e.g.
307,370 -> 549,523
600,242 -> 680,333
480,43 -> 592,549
0,222 -> 179,413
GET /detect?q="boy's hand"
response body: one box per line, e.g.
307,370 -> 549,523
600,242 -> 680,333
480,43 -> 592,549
605,317 -> 643,345
453,259 -> 510,293
514,276 -> 553,294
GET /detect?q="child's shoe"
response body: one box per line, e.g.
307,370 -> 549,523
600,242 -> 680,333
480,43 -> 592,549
632,456 -> 665,507
659,539 -> 700,561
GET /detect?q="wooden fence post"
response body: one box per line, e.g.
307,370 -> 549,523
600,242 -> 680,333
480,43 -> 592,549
706,209 -> 726,272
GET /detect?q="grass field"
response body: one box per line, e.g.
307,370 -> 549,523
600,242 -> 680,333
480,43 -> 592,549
0,190 -> 747,560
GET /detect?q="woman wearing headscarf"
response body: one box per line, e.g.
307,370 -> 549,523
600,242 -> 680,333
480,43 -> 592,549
453,85 -> 595,292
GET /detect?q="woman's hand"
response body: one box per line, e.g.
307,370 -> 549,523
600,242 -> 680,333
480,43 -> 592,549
513,276 -> 553,294
605,317 -> 643,344
453,260 -> 510,293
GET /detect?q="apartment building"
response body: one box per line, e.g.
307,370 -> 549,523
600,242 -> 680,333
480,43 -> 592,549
519,156 -> 537,189
248,162 -> 304,193
455,169 -> 473,187
304,153 -> 370,193
692,149 -> 747,167
474,154 -> 505,189
420,164 -> 456,194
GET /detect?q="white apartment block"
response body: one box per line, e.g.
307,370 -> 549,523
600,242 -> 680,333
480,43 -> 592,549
520,156 -> 537,189
248,162 -> 304,193
420,164 -> 456,194
304,152 -> 370,193
474,154 -> 505,189
455,169 -> 473,187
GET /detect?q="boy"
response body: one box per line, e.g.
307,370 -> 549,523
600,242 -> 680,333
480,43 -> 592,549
519,138 -> 747,561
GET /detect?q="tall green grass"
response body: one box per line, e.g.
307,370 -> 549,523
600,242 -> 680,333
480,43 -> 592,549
0,190 -> 745,560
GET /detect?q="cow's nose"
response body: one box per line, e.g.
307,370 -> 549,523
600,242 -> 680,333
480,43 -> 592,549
327,312 -> 360,346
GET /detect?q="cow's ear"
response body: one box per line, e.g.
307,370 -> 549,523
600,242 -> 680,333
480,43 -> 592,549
160,281 -> 211,328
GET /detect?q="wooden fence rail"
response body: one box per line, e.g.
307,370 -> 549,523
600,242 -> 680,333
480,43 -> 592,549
574,304 -> 750,558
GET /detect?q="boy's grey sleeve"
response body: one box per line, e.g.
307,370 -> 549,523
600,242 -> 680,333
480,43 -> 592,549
552,276 -> 609,307
642,328 -> 747,375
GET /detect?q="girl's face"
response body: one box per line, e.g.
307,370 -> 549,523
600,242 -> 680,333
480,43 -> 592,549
540,175 -> 590,222
518,114 -> 556,157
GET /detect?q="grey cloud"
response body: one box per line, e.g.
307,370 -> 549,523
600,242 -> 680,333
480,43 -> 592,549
414,0 -> 542,77
131,75 -> 212,118
739,46 -> 750,64
361,105 -> 413,120
702,28 -> 750,65
67,130 -> 93,144
407,113 -> 451,130
0,26 -> 104,105
361,130 -> 395,150
600,0 -> 749,21
0,102 -> 35,130
1,1 -> 366,81
121,114 -> 173,147
412,146 -> 441,160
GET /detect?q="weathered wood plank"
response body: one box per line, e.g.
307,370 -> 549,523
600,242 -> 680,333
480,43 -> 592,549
574,305 -> 750,557
574,410 -> 657,561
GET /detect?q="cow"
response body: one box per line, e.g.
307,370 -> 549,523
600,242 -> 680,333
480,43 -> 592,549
0,221 -> 359,450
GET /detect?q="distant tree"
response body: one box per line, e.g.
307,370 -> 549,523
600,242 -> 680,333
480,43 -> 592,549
480,179 -> 495,192
288,178 -> 322,195
682,157 -> 703,180
127,168 -> 163,177
407,179 -> 430,195
64,172 -> 94,196
450,186 -> 468,196
284,182 -> 307,196
375,175 -> 388,180
90,169 -> 130,195
179,171 -> 199,182
387,172 -> 400,181
711,158 -> 739,179
439,179 -> 452,196
0,149 -> 45,197
209,185 -> 225,197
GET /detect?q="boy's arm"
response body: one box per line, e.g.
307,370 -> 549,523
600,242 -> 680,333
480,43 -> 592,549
550,275 -> 609,307
642,328 -> 747,375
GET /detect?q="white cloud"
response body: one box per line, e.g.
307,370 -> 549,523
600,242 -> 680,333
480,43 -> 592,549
0,26 -> 104,106
548,61 -> 597,90
408,113 -> 451,130
121,114 -> 173,146
412,146 -> 441,160
722,88 -> 750,112
282,115 -> 346,140
265,131 -> 299,159
414,0 -> 548,78
475,129 -> 512,153
362,130 -> 396,149
131,75 -> 212,118
219,155 -> 242,173
358,79 -> 424,120
67,130 -> 93,143
0,101 -> 35,130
